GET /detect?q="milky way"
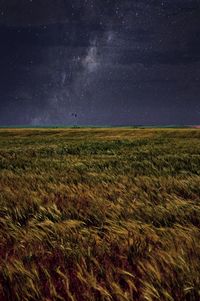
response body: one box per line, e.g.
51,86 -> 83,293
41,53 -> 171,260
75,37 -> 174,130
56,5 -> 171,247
0,0 -> 200,125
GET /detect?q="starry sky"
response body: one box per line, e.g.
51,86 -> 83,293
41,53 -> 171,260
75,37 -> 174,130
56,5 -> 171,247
0,0 -> 200,126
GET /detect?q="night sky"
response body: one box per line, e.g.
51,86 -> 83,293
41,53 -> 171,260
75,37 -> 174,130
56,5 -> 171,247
0,0 -> 200,126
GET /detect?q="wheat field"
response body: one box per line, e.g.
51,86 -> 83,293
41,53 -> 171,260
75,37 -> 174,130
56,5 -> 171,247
0,128 -> 200,301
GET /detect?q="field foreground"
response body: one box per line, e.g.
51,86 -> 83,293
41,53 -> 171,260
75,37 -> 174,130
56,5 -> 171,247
0,128 -> 200,301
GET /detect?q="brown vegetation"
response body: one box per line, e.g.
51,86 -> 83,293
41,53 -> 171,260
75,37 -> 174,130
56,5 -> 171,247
0,128 -> 200,301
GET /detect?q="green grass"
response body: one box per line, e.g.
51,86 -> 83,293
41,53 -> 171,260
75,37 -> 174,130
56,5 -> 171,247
0,128 -> 200,301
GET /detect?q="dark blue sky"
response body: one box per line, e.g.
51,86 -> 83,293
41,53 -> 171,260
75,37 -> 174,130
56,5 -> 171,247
0,0 -> 200,126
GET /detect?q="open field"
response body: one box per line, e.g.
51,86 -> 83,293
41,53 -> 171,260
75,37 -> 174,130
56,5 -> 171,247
0,128 -> 200,301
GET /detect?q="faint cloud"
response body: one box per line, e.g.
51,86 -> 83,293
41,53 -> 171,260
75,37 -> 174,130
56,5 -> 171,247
82,46 -> 99,73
